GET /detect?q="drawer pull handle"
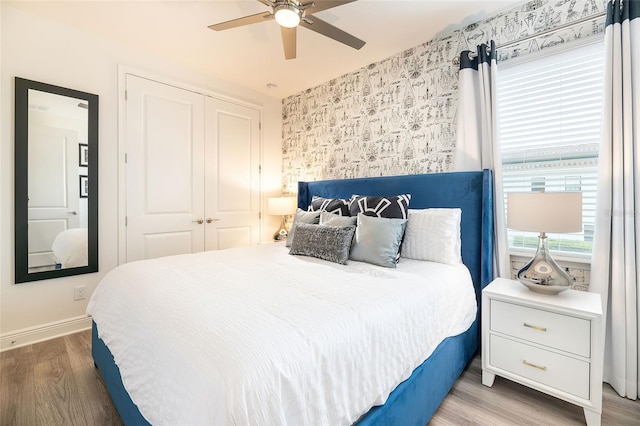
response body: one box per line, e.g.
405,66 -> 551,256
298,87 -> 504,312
523,323 -> 547,332
523,360 -> 547,371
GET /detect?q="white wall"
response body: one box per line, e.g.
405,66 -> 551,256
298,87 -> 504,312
0,4 -> 282,347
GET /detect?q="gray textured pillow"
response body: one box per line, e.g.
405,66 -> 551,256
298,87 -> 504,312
289,223 -> 356,265
286,209 -> 321,247
320,211 -> 357,227
350,214 -> 407,268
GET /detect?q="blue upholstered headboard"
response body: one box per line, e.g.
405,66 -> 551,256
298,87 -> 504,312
297,169 -> 494,307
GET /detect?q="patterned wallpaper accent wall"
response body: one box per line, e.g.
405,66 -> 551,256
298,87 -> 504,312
281,0 -> 606,288
281,0 -> 607,193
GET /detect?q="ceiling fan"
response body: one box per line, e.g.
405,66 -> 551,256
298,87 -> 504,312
208,0 -> 365,60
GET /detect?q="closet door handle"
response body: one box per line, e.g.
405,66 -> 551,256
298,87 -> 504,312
192,218 -> 204,224
206,218 -> 219,223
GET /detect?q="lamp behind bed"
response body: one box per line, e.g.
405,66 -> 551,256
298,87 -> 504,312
268,196 -> 297,241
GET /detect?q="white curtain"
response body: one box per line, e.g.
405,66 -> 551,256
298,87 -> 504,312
591,0 -> 640,400
454,41 -> 510,279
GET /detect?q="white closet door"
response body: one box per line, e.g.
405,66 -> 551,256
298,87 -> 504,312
204,98 -> 261,250
125,75 -> 205,262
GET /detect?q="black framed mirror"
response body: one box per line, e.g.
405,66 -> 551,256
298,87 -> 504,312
15,77 -> 98,283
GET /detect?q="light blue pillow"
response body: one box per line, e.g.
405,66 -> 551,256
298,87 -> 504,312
320,211 -> 357,227
350,214 -> 407,268
286,209 -> 321,247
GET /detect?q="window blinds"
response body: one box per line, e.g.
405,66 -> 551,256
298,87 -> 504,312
497,39 -> 604,256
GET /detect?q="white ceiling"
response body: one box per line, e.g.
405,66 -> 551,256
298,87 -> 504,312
29,89 -> 89,120
10,1 -> 524,99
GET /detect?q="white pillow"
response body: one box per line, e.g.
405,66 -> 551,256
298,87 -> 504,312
400,208 -> 462,265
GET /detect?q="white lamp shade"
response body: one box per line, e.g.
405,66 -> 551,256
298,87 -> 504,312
268,196 -> 297,216
507,192 -> 582,233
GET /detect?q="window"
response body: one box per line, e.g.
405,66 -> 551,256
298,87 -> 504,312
497,38 -> 604,258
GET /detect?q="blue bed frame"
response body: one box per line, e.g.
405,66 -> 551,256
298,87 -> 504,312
92,169 -> 494,425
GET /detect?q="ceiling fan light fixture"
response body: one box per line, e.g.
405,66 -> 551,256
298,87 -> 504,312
274,5 -> 301,28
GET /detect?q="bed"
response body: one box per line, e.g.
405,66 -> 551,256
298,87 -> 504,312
52,228 -> 88,268
90,169 -> 494,425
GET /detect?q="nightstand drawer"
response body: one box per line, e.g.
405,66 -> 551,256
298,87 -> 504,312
491,300 -> 590,357
490,335 -> 590,400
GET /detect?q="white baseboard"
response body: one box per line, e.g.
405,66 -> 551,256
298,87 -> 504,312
0,315 -> 92,352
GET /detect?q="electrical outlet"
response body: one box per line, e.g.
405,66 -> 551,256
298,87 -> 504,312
74,286 -> 86,301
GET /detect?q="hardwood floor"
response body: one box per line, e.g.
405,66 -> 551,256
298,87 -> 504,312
430,356 -> 640,425
1,330 -> 121,426
1,330 -> 638,425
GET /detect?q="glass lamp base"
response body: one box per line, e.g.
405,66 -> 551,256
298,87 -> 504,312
517,233 -> 572,295
273,216 -> 289,241
273,228 -> 288,241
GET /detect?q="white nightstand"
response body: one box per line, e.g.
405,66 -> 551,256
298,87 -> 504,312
482,278 -> 603,426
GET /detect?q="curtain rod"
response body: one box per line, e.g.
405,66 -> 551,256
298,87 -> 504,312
452,10 -> 607,65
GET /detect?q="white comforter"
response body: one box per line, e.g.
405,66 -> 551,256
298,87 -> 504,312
87,243 -> 476,426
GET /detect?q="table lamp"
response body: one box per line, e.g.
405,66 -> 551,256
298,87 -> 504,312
268,196 -> 297,241
507,191 -> 582,294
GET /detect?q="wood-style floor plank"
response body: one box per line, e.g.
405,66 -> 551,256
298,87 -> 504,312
431,356 -> 640,425
1,330 -> 639,425
64,332 -> 122,426
0,345 -> 36,426
31,337 -> 66,365
34,355 -> 86,426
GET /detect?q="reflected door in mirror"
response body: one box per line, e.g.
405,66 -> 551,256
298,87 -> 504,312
28,124 -> 81,270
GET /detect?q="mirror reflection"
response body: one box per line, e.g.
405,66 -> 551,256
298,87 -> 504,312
28,89 -> 89,272
15,77 -> 98,283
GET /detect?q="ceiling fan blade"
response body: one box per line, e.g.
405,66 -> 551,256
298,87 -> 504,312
208,11 -> 273,31
281,26 -> 297,60
299,16 -> 365,50
303,0 -> 357,15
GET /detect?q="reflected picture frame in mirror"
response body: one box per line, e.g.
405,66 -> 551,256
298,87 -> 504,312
14,77 -> 99,283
